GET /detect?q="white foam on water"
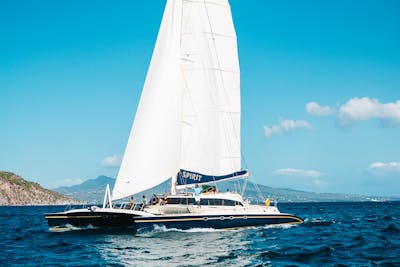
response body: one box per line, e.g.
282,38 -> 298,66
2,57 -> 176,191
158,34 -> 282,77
263,223 -> 295,229
136,225 -> 232,237
50,224 -> 100,232
155,224 -> 229,233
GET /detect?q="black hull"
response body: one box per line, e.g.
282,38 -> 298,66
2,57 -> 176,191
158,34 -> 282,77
45,211 -> 303,232
45,212 -> 137,230
135,214 -> 303,231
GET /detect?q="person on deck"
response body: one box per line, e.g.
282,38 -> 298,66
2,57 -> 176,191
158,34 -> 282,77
161,194 -> 168,205
141,195 -> 147,210
127,196 -> 135,209
193,184 -> 202,207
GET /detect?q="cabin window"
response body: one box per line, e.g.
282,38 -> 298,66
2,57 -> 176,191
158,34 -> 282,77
235,201 -> 244,206
208,199 -> 223,206
165,198 -> 181,204
223,200 -> 236,206
200,199 -> 209,205
163,197 -> 243,206
160,198 -> 188,205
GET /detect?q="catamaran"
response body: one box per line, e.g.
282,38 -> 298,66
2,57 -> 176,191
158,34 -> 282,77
45,0 -> 303,232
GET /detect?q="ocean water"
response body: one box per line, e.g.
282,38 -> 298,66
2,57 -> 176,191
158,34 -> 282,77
1,202 -> 399,266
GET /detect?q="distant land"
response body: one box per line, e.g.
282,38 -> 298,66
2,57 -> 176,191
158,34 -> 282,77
0,171 -> 78,206
54,175 -> 399,204
54,175 -> 115,203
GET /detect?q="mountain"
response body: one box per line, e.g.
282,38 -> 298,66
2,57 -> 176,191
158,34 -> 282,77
0,171 -> 78,205
54,175 -> 172,203
241,182 -> 396,203
54,176 -> 397,203
54,175 -> 115,203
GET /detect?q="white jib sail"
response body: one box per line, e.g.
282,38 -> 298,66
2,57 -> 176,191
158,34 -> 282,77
112,0 -> 241,200
112,0 -> 183,200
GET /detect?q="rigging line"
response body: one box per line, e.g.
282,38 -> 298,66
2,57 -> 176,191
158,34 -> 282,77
250,175 -> 265,201
203,0 -> 240,172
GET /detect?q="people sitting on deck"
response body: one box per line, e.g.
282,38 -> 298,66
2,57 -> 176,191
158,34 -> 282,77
161,194 -> 168,205
193,184 -> 202,207
201,185 -> 217,194
126,196 -> 135,209
151,195 -> 159,205
265,198 -> 271,207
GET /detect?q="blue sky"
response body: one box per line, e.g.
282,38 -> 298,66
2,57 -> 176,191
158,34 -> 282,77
1,0 -> 399,196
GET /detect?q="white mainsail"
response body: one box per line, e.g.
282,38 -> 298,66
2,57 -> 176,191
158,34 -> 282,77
180,0 -> 241,176
112,0 -> 241,200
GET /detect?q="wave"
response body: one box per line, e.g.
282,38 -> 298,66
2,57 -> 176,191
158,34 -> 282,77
49,224 -> 100,232
136,225 -> 228,237
352,234 -> 365,242
142,223 -> 297,235
262,224 -> 295,229
382,215 -> 395,221
258,246 -> 335,264
303,218 -> 333,227
3,203 -> 400,266
381,223 -> 400,234
216,252 -> 238,263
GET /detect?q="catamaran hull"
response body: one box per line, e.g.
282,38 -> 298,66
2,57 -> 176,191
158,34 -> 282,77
45,211 -> 137,230
45,211 -> 303,232
135,214 -> 303,231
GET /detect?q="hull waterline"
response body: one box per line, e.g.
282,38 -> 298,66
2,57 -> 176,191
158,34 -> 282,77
45,210 -> 303,232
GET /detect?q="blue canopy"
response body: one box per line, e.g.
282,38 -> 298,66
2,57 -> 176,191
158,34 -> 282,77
176,169 -> 248,188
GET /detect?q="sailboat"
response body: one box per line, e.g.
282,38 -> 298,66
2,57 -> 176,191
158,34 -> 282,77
45,0 -> 303,232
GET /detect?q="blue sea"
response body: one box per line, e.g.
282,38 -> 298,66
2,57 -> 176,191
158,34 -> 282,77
1,202 -> 399,266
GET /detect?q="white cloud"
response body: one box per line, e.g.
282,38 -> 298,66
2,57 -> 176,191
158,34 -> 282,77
101,155 -> 122,168
369,162 -> 400,176
338,97 -> 400,125
264,119 -> 311,138
306,102 -> 334,116
274,168 -> 324,178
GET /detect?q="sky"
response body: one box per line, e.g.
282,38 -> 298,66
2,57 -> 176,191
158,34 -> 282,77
1,0 -> 399,196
